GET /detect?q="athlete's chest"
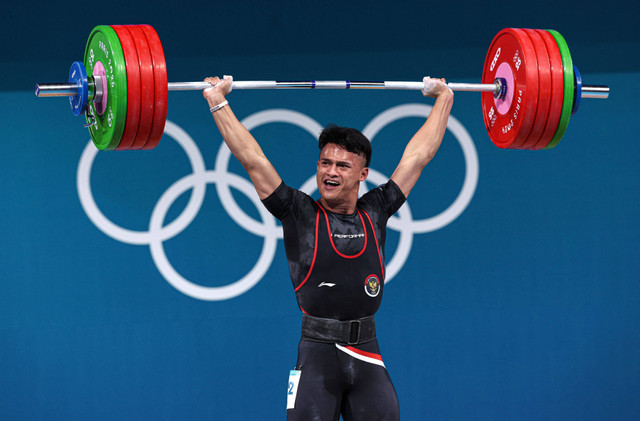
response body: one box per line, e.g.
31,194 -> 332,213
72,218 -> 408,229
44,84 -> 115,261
324,212 -> 367,255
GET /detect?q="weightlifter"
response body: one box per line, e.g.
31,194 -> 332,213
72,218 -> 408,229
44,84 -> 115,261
203,75 -> 453,421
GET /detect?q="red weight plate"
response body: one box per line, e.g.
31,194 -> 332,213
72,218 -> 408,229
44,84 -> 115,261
520,28 -> 551,150
532,29 -> 564,150
111,25 -> 142,150
481,28 -> 539,149
138,24 -> 168,150
126,25 -> 155,150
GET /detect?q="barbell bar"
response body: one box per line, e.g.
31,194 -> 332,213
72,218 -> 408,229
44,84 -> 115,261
37,80 -> 500,94
35,79 -> 608,97
34,24 -> 609,151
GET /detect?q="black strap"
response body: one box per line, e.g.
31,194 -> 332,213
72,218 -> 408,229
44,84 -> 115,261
301,314 -> 376,345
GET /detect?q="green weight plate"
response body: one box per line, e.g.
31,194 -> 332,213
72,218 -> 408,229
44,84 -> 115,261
545,29 -> 574,150
84,25 -> 128,151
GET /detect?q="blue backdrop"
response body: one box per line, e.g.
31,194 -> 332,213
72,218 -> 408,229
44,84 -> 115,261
1,2 -> 639,420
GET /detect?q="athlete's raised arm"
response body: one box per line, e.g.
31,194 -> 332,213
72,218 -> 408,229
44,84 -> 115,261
203,76 -> 282,199
390,77 -> 454,198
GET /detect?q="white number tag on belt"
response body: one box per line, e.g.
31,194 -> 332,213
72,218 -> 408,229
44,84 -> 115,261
286,370 -> 302,410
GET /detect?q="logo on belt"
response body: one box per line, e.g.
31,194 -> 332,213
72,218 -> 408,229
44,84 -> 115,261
364,275 -> 381,297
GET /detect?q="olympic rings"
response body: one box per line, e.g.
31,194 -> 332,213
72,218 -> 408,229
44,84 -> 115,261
77,106 -> 479,301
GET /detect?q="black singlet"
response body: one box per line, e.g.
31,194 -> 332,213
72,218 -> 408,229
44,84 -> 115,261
262,180 -> 406,421
262,180 -> 405,317
295,202 -> 385,319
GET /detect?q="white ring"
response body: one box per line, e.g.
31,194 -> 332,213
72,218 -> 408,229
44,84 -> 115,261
214,109 -> 324,237
77,120 -> 207,244
149,171 -> 278,300
361,104 -> 479,234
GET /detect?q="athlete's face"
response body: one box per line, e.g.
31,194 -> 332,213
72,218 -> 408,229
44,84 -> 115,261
316,143 -> 368,213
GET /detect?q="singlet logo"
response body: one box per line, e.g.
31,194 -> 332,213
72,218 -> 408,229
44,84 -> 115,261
333,233 -> 365,239
318,282 -> 336,288
364,275 -> 381,297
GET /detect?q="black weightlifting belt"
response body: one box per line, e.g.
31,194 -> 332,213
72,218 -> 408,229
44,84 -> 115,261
301,314 -> 376,345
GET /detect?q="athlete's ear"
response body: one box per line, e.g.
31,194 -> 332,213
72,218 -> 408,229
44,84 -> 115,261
360,167 -> 369,182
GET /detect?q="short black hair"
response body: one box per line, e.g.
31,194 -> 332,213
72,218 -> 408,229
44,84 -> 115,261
318,125 -> 372,167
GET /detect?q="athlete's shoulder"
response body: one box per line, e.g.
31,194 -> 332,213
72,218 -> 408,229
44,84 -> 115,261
358,179 -> 406,217
262,181 -> 316,220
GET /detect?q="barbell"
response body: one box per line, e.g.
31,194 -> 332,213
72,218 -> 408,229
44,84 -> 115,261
35,25 -> 609,151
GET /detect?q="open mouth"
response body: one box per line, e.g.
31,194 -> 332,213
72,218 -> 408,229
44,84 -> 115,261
324,180 -> 340,188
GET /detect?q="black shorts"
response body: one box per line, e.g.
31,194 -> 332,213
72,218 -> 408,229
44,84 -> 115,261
287,339 -> 400,421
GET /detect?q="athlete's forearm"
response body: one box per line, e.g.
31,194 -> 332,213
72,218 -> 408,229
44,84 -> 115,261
203,76 -> 282,199
390,90 -> 453,197
403,90 -> 454,167
210,104 -> 282,199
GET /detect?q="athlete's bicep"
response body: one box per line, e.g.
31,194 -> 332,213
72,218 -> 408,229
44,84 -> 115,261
245,156 -> 282,200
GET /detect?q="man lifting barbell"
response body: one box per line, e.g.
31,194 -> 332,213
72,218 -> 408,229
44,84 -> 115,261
203,74 -> 453,420
34,23 -> 611,419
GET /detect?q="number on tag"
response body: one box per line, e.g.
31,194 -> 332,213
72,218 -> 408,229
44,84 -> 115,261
286,370 -> 302,410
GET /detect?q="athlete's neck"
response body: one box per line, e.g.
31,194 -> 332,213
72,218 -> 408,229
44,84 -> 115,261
319,197 -> 357,215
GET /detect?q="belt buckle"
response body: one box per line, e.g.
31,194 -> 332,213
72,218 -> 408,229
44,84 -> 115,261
348,320 -> 361,345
